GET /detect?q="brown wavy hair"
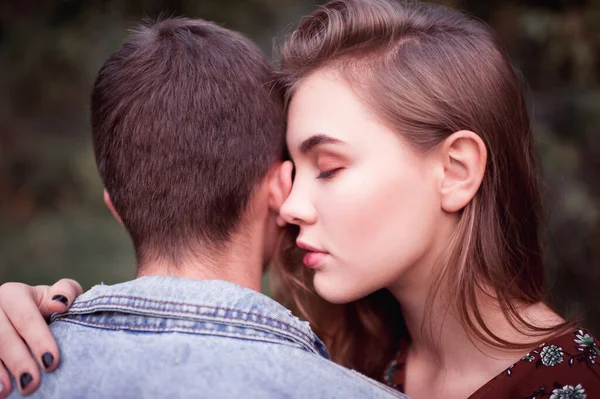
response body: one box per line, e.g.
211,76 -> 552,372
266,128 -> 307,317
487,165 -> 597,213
270,0 -> 575,380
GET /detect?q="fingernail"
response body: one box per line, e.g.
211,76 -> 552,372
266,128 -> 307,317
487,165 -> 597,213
52,295 -> 68,305
0,381 -> 4,393
20,372 -> 32,390
42,352 -> 54,369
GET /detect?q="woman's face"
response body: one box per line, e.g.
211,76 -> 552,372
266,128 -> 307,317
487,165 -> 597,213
280,70 -> 447,304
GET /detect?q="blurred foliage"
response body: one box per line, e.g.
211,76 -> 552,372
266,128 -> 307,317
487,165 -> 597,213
0,0 -> 598,334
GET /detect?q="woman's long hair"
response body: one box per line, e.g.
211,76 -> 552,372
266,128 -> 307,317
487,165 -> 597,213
271,0 -> 574,380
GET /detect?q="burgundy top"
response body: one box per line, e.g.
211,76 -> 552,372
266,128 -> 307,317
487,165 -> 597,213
383,328 -> 600,398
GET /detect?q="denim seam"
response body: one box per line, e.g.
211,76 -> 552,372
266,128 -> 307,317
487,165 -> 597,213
57,306 -> 316,354
53,318 -> 317,354
71,295 -> 303,333
64,295 -> 310,342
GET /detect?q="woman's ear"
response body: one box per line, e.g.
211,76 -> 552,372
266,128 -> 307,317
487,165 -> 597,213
439,130 -> 487,213
104,189 -> 123,225
268,161 -> 294,226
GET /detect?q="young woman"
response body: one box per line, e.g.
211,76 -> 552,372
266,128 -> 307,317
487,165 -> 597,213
269,0 -> 599,398
1,1 -> 598,398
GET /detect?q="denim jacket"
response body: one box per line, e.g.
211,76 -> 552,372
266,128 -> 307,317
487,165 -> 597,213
10,276 -> 406,398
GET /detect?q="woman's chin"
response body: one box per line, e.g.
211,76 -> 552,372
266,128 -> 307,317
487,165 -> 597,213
313,274 -> 369,305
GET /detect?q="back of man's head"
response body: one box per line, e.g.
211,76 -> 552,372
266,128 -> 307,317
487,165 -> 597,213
91,18 -> 285,264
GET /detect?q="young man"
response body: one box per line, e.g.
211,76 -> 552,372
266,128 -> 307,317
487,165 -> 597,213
0,18 -> 403,398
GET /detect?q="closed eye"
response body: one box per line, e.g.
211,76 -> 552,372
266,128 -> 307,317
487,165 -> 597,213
317,168 -> 343,179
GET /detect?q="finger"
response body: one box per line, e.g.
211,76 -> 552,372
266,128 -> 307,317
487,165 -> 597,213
1,285 -> 60,373
43,279 -> 84,315
0,310 -> 41,396
0,363 -> 13,399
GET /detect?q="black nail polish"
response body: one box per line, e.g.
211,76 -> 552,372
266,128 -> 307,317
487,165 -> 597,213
20,372 -> 32,390
52,295 -> 68,305
42,352 -> 54,369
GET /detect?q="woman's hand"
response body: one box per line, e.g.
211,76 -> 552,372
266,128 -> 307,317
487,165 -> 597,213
0,279 -> 83,397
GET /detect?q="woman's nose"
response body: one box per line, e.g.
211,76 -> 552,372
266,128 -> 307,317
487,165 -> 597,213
279,182 -> 317,226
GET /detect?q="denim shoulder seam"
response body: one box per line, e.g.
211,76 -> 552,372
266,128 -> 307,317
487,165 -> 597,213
71,295 -> 304,335
54,295 -> 320,355
52,318 -> 311,352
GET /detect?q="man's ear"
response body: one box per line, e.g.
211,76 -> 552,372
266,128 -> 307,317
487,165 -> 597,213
439,130 -> 487,213
103,189 -> 123,225
268,161 -> 293,226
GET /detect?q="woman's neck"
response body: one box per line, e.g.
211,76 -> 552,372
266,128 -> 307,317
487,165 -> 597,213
388,271 -> 564,398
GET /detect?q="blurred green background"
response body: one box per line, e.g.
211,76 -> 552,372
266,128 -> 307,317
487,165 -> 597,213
0,0 -> 598,334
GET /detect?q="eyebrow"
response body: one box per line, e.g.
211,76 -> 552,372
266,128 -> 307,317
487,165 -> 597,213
299,134 -> 344,154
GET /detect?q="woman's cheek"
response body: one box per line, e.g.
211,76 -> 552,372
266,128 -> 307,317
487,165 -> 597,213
316,169 -> 392,249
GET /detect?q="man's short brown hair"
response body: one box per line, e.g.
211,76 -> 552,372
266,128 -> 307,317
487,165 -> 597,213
91,18 -> 285,263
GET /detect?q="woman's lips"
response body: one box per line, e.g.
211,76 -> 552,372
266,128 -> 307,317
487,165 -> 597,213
297,241 -> 329,269
303,251 -> 328,269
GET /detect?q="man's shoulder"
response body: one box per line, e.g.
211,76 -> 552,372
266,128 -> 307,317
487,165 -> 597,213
30,276 -> 407,398
22,323 -> 405,398
270,342 -> 407,398
51,276 -> 328,356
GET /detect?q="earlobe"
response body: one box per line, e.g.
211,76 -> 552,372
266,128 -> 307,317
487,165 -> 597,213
440,130 -> 487,213
103,189 -> 123,225
268,161 -> 293,226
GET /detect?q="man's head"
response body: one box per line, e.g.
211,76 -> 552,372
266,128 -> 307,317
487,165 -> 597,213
91,18 -> 286,266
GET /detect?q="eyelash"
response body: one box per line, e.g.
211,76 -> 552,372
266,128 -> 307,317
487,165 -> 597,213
317,168 -> 343,180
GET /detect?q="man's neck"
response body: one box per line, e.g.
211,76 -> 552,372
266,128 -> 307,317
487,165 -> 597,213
136,233 -> 265,292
